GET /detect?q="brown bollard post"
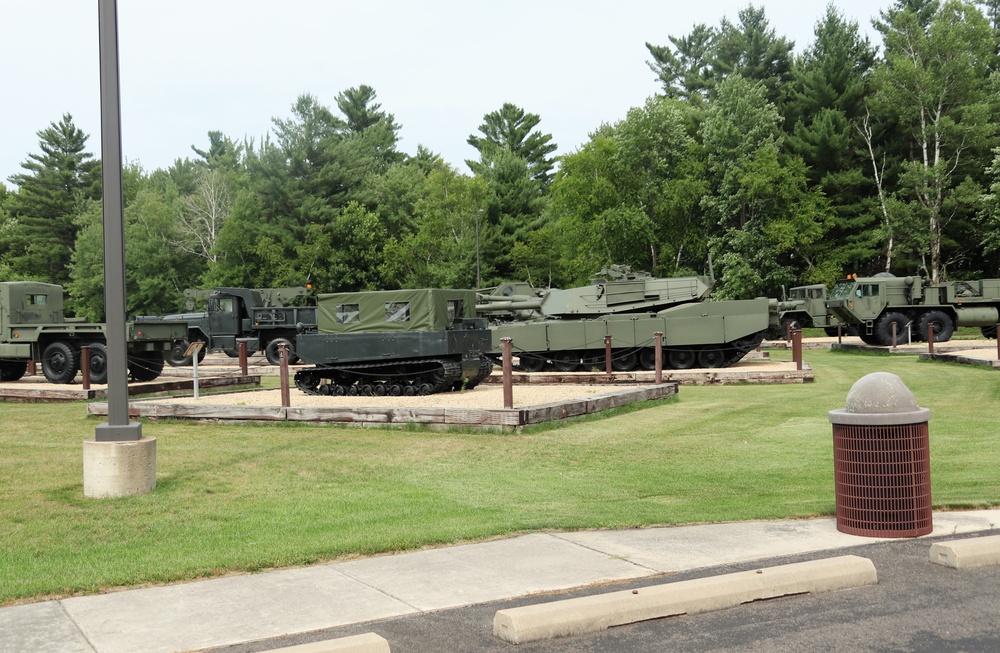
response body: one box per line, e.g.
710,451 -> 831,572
27,360 -> 36,377
501,337 -> 513,409
996,323 -> 999,360
81,345 -> 91,389
238,339 -> 248,376
279,343 -> 291,408
927,323 -> 935,355
604,335 -> 613,377
837,324 -> 843,345
654,331 -> 663,384
793,329 -> 803,371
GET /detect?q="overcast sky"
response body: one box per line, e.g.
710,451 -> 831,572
2,1 -> 894,188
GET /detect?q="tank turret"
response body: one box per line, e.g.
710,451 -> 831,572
476,265 -> 714,322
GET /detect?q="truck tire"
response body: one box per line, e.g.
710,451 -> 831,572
167,340 -> 192,366
0,361 -> 28,382
265,338 -> 299,365
875,312 -> 909,346
918,311 -> 954,343
982,325 -> 997,339
128,352 -> 165,382
41,341 -> 78,384
85,342 -> 109,384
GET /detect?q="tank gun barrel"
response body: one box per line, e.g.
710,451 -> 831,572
475,298 -> 544,312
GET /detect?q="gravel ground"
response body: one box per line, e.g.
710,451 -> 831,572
148,383 -> 651,409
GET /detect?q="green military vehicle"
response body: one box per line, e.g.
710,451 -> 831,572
476,266 -> 768,371
0,281 -> 186,384
293,288 -> 493,396
767,283 -> 853,339
162,287 -> 316,366
825,274 -> 1000,345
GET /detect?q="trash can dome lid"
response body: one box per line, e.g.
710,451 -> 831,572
846,372 -> 919,413
829,371 -> 929,425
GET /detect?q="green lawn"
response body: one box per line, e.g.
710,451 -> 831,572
1,348 -> 998,604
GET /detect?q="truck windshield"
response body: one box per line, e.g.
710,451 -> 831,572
829,282 -> 856,299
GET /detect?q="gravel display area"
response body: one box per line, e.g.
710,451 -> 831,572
148,383 -> 651,409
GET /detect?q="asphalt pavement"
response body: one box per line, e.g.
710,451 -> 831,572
2,509 -> 999,653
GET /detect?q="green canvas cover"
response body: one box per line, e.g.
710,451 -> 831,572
316,289 -> 476,334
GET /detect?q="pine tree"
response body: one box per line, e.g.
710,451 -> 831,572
4,114 -> 100,284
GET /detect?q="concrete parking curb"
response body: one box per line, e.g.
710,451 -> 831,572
930,534 -> 1000,569
259,632 -> 390,653
493,554 -> 878,644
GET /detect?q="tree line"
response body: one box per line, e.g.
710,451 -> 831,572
2,0 -> 1000,318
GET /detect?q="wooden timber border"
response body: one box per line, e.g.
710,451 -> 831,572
482,365 -> 813,386
918,352 -> 1000,369
0,375 -> 260,403
86,383 -> 678,431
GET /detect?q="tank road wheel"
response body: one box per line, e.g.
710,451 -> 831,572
0,361 -> 28,382
638,348 -> 657,371
516,354 -> 546,373
918,311 -> 954,343
983,325 -> 998,339
551,351 -> 579,373
86,342 -> 109,385
697,347 -> 726,369
128,352 -> 165,383
167,340 -> 192,366
42,341 -> 78,384
875,312 -> 909,346
698,347 -> 726,367
666,348 -> 696,370
265,338 -> 299,365
611,350 -> 638,372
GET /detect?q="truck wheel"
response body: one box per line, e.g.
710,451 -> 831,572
265,338 -> 299,365
918,311 -> 954,342
167,340 -> 193,366
128,352 -> 165,382
982,325 -> 998,339
0,361 -> 28,382
85,342 -> 109,384
875,312 -> 909,346
42,341 -> 78,384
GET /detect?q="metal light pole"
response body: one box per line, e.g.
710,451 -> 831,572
84,0 -> 155,500
95,0 -> 140,442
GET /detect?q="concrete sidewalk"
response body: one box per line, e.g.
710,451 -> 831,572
3,510 -> 998,653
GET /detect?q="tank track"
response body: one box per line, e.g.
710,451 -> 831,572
463,356 -> 494,390
294,357 -> 465,397
511,330 -> 766,373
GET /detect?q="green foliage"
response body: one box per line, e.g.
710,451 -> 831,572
4,114 -> 100,284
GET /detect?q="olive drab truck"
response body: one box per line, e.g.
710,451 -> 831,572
161,287 -> 317,366
825,274 -> 1000,346
0,281 -> 186,384
767,283 -> 853,339
476,266 -> 769,371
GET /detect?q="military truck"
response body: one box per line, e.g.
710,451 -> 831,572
162,287 -> 317,366
0,281 -> 185,384
293,288 -> 493,396
476,266 -> 768,371
825,274 -> 1000,345
768,283 -> 853,339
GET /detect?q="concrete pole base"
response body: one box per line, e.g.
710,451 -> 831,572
83,437 -> 157,498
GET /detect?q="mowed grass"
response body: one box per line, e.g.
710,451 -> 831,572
1,348 -> 998,604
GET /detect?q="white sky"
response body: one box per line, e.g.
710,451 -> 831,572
1,1 -> 892,187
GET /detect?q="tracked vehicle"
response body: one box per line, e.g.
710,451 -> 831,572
476,266 -> 768,371
293,288 -> 493,396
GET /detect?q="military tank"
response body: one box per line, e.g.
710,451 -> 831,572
293,288 -> 493,396
476,266 -> 768,371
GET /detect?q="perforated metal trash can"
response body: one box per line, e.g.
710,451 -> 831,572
828,372 -> 932,538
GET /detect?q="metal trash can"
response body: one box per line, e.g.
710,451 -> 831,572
828,372 -> 932,537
